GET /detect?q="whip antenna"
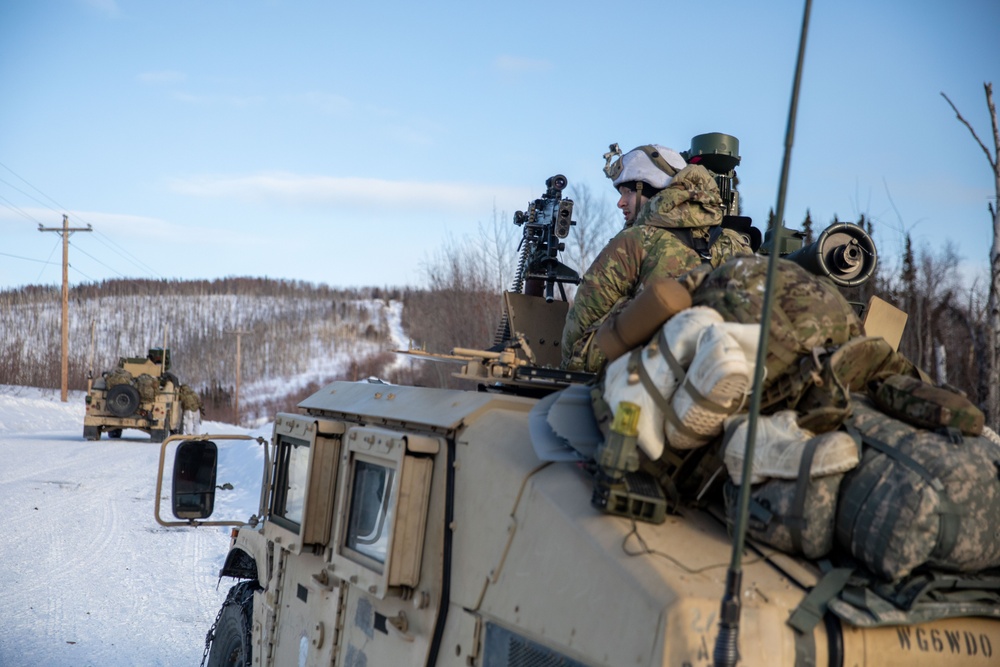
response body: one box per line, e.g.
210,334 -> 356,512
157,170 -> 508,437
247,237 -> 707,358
713,1 -> 813,664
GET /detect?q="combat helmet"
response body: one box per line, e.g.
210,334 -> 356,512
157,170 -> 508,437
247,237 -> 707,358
603,143 -> 687,197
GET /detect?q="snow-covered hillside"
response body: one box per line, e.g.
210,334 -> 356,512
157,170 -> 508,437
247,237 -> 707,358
0,282 -> 410,426
0,385 -> 270,667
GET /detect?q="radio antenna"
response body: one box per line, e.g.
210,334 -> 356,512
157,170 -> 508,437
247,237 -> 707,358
712,1 -> 814,664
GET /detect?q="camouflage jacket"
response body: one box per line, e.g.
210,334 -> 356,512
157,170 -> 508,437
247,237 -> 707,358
561,164 -> 752,372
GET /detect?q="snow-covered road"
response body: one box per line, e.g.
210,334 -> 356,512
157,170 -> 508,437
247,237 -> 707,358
0,386 -> 264,667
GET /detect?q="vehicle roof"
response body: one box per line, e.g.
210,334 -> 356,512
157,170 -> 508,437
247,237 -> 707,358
298,380 -> 535,435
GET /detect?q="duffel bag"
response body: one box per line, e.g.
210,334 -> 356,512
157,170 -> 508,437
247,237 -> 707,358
836,397 -> 1000,581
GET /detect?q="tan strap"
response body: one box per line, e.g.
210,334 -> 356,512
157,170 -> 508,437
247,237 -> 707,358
638,145 -> 681,178
629,350 -> 704,442
654,327 -> 687,384
681,377 -> 738,414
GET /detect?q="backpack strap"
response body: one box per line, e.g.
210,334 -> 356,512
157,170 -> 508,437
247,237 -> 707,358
628,349 -> 704,445
743,433 -> 824,555
788,565 -> 856,634
654,327 -> 686,383
787,434 -> 825,555
663,227 -> 713,262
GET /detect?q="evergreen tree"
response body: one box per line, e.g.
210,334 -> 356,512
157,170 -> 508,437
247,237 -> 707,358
802,209 -> 814,245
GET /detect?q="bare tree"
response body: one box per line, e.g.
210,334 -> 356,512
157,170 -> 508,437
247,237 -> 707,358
478,204 -> 520,294
565,182 -> 619,279
942,83 -> 1000,425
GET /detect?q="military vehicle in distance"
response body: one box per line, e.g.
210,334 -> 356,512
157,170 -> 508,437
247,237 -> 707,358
84,347 -> 184,442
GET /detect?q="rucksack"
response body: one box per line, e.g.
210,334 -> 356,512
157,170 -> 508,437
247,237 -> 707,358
836,397 -> 1000,581
872,373 -> 985,436
691,256 -> 862,390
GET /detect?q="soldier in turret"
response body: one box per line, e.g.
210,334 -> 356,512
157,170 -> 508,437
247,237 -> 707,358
561,144 -> 753,373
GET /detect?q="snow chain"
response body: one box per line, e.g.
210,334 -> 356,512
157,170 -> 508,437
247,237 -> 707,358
200,597 -> 228,667
200,582 -> 255,667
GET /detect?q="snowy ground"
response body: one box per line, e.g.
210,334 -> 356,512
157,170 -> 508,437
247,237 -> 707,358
0,385 -> 272,667
0,302 -> 411,666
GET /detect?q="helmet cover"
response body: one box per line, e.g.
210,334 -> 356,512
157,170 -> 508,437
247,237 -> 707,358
609,144 -> 687,190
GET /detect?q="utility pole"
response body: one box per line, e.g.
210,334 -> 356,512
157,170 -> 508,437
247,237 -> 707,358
38,214 -> 92,402
226,329 -> 251,426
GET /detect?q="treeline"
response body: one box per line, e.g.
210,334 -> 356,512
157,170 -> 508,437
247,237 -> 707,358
868,230 -> 990,411
0,277 -> 405,424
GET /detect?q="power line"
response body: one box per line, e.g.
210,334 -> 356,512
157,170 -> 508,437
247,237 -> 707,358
0,160 -> 71,213
0,177 -> 55,222
36,238 -> 62,284
0,250 -> 57,266
69,239 -> 128,280
88,230 -> 164,279
0,193 -> 44,225
0,161 -> 164,280
68,263 -> 96,283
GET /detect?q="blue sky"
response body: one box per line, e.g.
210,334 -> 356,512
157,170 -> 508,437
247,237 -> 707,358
1,0 -> 997,291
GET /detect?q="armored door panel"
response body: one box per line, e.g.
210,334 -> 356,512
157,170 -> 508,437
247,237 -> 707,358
270,553 -> 341,667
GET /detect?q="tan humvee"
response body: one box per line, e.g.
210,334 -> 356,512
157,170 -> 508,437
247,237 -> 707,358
155,326 -> 1000,666
153,112 -> 998,664
84,348 -> 183,442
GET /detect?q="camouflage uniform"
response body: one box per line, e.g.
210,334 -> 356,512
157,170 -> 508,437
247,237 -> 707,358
561,164 -> 752,372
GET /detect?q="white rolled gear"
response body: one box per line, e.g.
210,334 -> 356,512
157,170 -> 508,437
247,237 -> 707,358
602,306 -> 760,460
722,410 -> 861,485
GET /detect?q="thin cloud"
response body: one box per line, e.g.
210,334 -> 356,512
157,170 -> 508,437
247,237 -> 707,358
0,207 -> 235,247
168,172 -> 527,214
290,93 -> 434,145
297,91 -> 354,114
383,123 -> 435,147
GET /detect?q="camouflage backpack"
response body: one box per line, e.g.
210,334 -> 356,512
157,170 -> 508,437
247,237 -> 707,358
837,396 -> 1000,581
872,374 -> 985,436
689,256 -> 862,390
105,368 -> 133,388
761,335 -> 925,433
723,467 -> 845,559
135,373 -> 158,402
178,384 -> 202,412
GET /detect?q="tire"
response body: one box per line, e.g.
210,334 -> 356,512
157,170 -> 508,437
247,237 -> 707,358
106,384 -> 141,418
149,429 -> 167,442
83,425 -> 100,441
108,429 -> 123,439
207,581 -> 255,667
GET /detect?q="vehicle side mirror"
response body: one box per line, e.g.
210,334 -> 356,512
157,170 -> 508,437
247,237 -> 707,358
172,440 -> 218,519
